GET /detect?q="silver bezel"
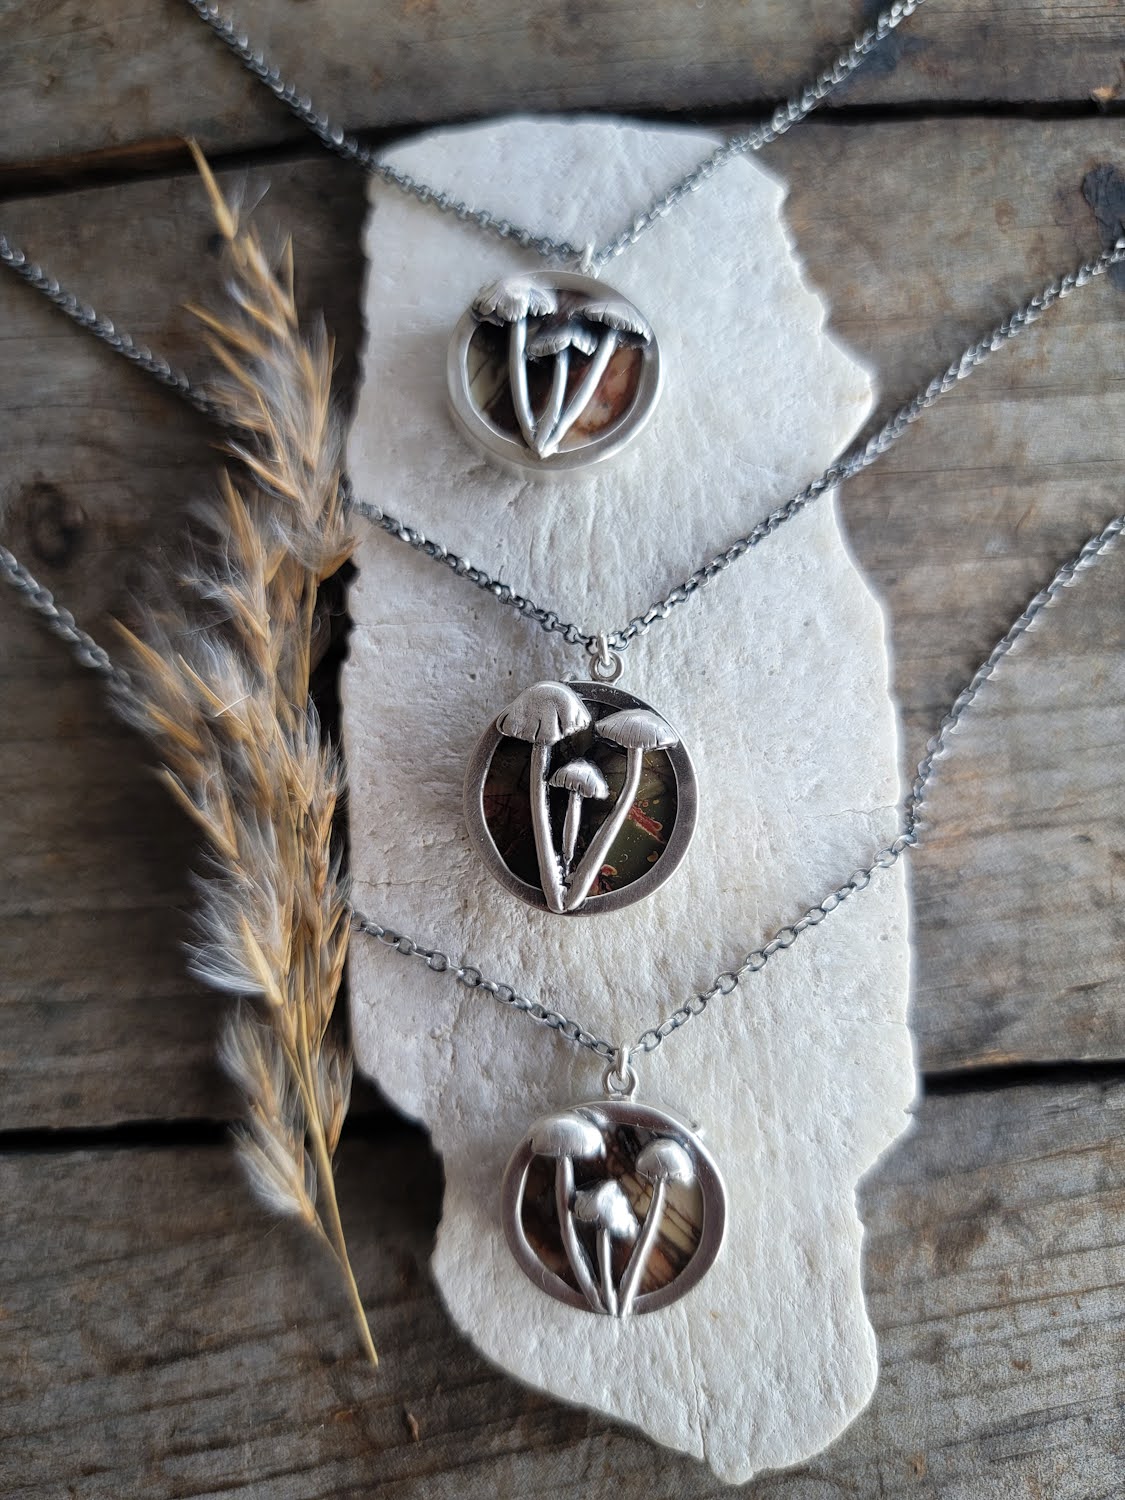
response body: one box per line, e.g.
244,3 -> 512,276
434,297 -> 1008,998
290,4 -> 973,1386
500,1097 -> 727,1316
463,680 -> 698,916
446,271 -> 663,479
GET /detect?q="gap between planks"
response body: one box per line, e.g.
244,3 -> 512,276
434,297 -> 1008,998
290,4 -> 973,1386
2,97 -> 1121,204
2,1060 -> 1125,1156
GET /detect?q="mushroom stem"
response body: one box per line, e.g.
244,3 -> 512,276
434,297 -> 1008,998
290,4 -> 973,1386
538,330 -> 619,457
560,789 -> 584,874
597,1227 -> 619,1318
617,1179 -> 667,1318
508,317 -> 537,450
530,744 -> 566,913
562,748 -> 643,912
556,1156 -> 603,1312
534,347 -> 571,457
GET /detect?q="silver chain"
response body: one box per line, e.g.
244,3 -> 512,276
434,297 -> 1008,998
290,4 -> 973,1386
6,516 -> 1122,1061
346,238 -> 1125,657
3,39 -> 1123,1064
355,513 -> 1125,1056
0,544 -> 131,689
181,0 -> 928,272
6,226 -> 1121,664
0,236 -> 217,421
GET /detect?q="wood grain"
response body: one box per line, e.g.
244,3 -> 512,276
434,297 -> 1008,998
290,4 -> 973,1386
770,118 -> 1125,1073
2,123 -> 1123,1127
2,0 -> 1124,179
2,6 -> 1123,1493
0,160 -> 365,1129
2,1080 -> 1121,1497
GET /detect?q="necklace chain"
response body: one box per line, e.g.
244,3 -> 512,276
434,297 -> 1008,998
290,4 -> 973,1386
6,516 -> 1122,1060
342,511 -> 1125,1055
0,240 -> 218,421
3,42 -> 1124,1064
182,0 -> 928,273
4,229 -> 1121,663
0,543 -> 128,687
348,239 -> 1125,655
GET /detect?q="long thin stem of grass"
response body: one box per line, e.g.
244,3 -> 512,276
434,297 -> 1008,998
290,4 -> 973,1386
116,145 -> 375,1365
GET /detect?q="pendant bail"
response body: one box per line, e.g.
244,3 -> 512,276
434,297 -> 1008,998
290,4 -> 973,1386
578,241 -> 596,275
602,1045 -> 638,1099
590,632 -> 624,683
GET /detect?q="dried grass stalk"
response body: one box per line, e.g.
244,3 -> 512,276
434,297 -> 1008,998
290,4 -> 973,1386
115,144 -> 374,1364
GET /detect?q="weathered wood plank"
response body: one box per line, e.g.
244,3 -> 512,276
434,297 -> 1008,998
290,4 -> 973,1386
1,122 -> 1123,1128
0,160 -> 366,1129
769,119 -> 1125,1074
2,0 -> 1125,177
1,1081 -> 1121,1497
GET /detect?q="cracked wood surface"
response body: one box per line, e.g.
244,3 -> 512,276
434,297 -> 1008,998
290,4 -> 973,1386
2,0 -> 1125,176
1,2 -> 1124,1494
2,1082 -> 1122,1497
2,123 -> 1124,1127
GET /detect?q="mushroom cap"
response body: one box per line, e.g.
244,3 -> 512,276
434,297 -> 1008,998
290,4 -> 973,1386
635,1137 -> 695,1186
473,276 -> 558,325
529,1110 -> 605,1161
497,681 -> 592,746
576,297 -> 653,345
549,758 -> 610,799
573,1179 -> 640,1240
526,320 -> 599,359
596,706 -> 679,752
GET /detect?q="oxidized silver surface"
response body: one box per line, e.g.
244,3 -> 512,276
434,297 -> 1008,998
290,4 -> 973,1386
10,140 -> 1125,1064
8,209 -> 1110,656
464,679 -> 697,915
185,0 -> 929,272
447,272 -> 662,477
501,1086 -> 727,1317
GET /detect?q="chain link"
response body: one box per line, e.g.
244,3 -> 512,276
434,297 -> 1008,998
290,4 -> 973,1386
0,545 -> 132,690
6,515 -> 1122,1061
0,235 -> 217,420
344,239 -> 1125,657
3,55 -> 1124,1065
181,0 -> 928,272
350,918 -> 617,1059
4,212 -> 1122,669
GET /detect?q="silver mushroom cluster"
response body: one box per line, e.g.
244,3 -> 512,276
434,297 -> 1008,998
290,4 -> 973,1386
473,274 -> 653,459
530,1110 -> 695,1318
496,680 -> 678,912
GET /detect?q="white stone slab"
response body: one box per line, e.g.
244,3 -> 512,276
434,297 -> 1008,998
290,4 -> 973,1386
344,117 -> 914,1485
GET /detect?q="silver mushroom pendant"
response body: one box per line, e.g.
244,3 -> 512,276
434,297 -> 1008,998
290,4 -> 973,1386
464,679 -> 698,915
501,1066 -> 726,1317
447,272 -> 663,477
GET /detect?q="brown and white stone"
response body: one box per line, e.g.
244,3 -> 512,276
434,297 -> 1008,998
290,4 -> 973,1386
344,117 -> 913,1484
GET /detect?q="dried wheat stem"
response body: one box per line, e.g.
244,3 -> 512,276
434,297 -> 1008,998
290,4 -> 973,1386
290,912 -> 378,1367
118,145 -> 375,1365
303,1072 -> 379,1367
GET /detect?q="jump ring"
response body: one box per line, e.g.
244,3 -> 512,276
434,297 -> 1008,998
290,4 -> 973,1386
590,632 -> 624,683
602,1045 -> 639,1098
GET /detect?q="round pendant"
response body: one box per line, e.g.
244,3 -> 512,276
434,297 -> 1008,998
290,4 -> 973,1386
447,272 -> 662,478
501,1093 -> 727,1317
463,679 -> 697,915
